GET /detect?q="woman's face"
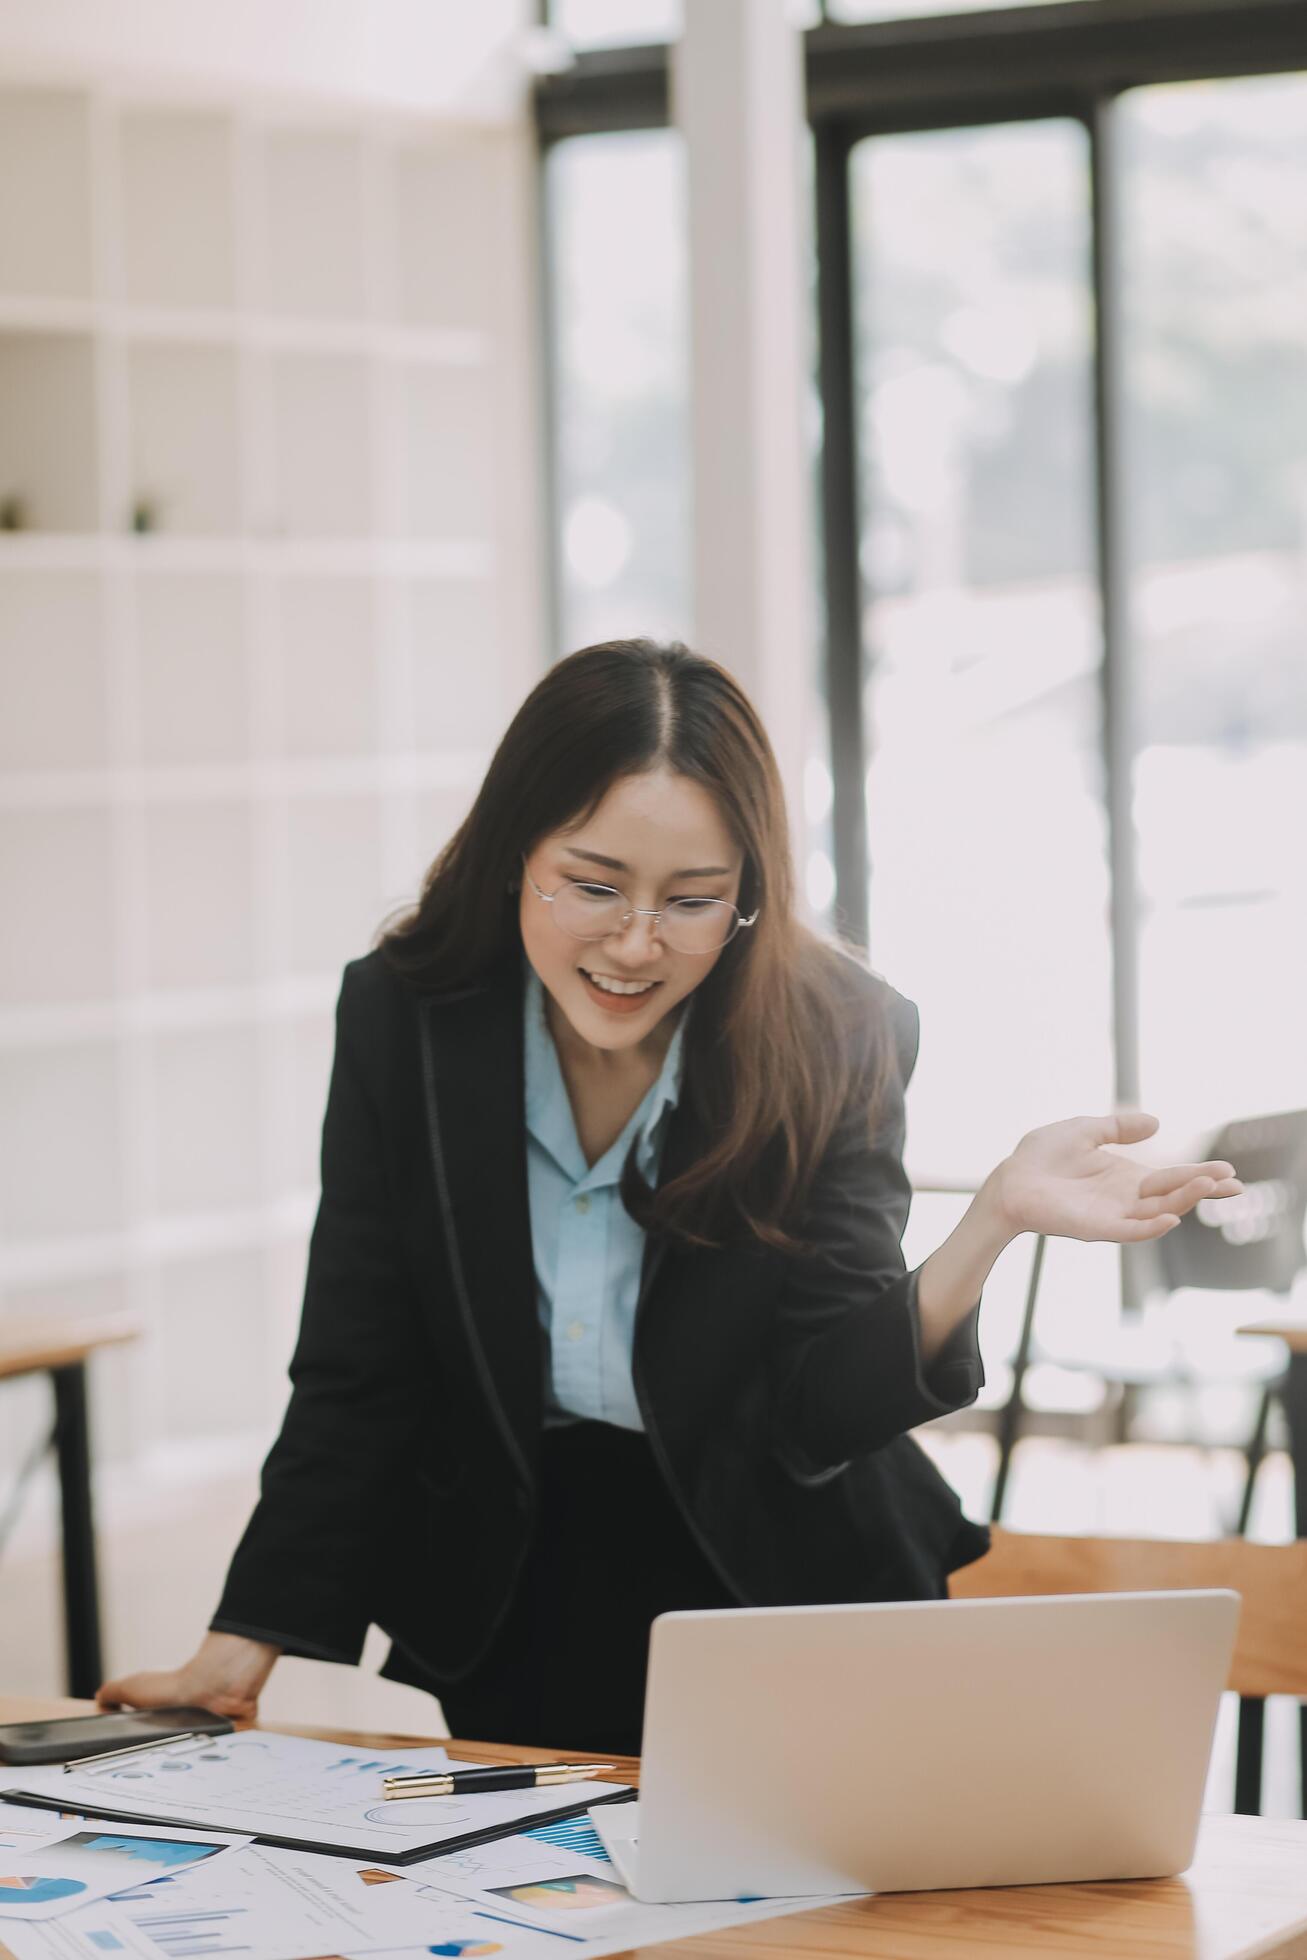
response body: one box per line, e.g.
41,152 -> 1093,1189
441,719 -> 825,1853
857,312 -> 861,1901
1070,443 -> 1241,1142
520,768 -> 745,1056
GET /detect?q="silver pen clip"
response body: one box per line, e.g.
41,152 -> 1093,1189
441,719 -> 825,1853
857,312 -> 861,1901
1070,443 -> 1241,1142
64,1731 -> 204,1773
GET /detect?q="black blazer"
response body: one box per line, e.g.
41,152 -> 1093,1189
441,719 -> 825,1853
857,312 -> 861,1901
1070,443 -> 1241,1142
212,949 -> 990,1692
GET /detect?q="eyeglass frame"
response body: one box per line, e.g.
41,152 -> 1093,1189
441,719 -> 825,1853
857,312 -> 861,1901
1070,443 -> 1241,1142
521,861 -> 760,955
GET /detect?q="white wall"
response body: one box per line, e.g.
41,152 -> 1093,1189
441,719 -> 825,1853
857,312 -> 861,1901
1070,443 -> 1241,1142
0,10 -> 544,1563
0,0 -> 533,119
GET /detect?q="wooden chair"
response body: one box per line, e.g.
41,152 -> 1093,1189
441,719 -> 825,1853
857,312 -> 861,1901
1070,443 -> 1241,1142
950,1527 -> 1307,1816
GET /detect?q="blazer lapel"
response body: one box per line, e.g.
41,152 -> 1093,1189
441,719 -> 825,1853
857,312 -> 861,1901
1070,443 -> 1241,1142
418,962 -> 541,1487
636,1090 -> 705,1315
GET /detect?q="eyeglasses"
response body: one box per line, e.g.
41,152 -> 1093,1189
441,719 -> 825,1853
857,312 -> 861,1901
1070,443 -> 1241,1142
523,865 -> 759,956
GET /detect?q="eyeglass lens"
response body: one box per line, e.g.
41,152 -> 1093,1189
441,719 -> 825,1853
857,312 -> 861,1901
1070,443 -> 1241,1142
552,882 -> 739,953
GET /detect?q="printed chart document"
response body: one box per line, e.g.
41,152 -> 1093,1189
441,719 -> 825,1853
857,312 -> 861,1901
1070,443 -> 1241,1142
2,1735 -> 633,1863
0,1813 -> 856,1960
0,1822 -> 249,1923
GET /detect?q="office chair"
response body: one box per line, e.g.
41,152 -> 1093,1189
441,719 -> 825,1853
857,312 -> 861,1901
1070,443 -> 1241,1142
951,1525 -> 1307,1815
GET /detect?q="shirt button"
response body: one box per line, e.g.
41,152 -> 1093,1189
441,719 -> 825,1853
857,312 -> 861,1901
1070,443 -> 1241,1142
566,1320 -> 586,1342
574,1194 -> 591,1215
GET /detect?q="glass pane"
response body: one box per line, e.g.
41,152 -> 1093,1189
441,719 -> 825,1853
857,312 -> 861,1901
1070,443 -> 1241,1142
852,120 -> 1111,1196
546,131 -> 691,654
1124,74 -> 1307,1140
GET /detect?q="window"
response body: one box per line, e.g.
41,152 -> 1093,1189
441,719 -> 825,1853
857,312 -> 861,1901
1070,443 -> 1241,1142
851,118 -> 1110,1176
544,130 -> 691,655
1124,74 -> 1307,1137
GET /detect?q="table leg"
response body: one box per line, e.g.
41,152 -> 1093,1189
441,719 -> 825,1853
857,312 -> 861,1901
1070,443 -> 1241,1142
51,1362 -> 103,1698
1234,1698 -> 1264,1815
1283,1351 -> 1307,1820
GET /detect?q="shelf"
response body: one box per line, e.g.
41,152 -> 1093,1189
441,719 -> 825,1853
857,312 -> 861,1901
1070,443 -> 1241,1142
120,108 -> 238,312
389,136 -> 496,330
279,793 -> 384,976
0,79 -> 526,1477
126,340 -> 243,535
257,125 -> 370,322
141,799 -> 257,990
0,331 -> 101,532
0,532 -> 492,578
0,297 -> 486,364
407,574 -> 504,750
0,805 -> 117,1009
0,1038 -> 123,1243
272,576 -> 380,756
264,349 -> 374,538
0,89 -> 93,303
0,570 -> 109,771
390,357 -> 494,539
134,571 -> 252,766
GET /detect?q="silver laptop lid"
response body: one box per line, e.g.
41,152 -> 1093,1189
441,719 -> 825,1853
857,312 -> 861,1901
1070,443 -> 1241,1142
634,1590 -> 1239,1901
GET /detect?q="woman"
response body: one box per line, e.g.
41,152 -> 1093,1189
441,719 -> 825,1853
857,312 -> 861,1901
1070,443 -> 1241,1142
100,641 -> 1240,1756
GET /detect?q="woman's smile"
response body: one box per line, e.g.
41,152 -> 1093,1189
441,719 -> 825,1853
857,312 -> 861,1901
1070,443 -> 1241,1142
578,966 -> 665,1013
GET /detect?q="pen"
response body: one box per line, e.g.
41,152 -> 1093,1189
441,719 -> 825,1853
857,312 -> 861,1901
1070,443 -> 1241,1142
64,1731 -> 203,1773
382,1762 -> 614,1800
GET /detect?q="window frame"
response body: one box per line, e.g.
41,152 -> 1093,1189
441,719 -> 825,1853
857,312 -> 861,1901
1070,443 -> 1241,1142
534,0 -> 1307,1119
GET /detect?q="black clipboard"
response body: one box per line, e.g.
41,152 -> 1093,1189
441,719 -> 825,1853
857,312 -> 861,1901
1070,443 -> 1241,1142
1,1781 -> 637,1864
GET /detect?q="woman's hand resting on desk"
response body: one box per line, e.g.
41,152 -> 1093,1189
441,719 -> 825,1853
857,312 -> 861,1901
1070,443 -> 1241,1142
916,1111 -> 1242,1366
98,1630 -> 280,1723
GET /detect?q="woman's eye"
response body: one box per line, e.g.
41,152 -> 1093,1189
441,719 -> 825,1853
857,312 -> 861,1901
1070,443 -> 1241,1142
671,897 -> 718,913
572,882 -> 620,902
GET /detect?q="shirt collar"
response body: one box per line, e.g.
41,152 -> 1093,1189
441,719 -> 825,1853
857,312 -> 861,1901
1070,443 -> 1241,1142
523,964 -> 687,1186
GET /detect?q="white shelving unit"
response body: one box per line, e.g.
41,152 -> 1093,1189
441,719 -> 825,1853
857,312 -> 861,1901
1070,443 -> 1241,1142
0,77 -> 541,1466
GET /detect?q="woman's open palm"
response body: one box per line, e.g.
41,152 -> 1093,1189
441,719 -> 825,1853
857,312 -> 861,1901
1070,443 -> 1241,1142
997,1112 -> 1241,1245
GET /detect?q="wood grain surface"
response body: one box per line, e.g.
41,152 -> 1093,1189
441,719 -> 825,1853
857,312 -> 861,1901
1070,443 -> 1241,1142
0,1311 -> 143,1381
949,1526 -> 1307,1697
5,1696 -> 1307,1957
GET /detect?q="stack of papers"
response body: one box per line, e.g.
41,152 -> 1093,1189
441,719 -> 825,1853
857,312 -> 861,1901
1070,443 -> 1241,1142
0,1735 -> 857,1959
5,1733 -> 633,1861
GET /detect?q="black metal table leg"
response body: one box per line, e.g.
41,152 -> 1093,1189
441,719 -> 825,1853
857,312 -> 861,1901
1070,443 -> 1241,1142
990,1234 -> 1046,1523
51,1361 -> 103,1698
1280,1348 -> 1307,1820
1234,1697 -> 1265,1815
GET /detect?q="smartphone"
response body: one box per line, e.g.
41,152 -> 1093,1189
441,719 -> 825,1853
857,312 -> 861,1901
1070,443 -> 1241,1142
0,1707 -> 234,1766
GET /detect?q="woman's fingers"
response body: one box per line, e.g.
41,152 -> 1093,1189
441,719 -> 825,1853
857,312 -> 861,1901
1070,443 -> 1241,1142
1090,1111 -> 1161,1147
1133,1174 -> 1243,1221
1111,1213 -> 1182,1242
1138,1160 -> 1235,1199
1134,1175 -> 1216,1218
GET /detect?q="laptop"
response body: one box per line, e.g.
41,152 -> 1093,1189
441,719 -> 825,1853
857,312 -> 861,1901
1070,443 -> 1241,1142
589,1590 -> 1239,1902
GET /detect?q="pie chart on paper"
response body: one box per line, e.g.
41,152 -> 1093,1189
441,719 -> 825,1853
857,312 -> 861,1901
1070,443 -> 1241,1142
0,1876 -> 89,1905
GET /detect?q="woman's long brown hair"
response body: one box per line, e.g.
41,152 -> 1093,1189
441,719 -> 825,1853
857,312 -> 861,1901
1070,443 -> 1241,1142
379,639 -> 891,1254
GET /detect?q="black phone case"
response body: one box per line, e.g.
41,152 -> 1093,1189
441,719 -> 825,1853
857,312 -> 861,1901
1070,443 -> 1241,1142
0,1708 -> 234,1765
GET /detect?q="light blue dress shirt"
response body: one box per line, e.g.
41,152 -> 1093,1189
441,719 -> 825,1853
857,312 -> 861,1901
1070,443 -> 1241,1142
523,965 -> 688,1432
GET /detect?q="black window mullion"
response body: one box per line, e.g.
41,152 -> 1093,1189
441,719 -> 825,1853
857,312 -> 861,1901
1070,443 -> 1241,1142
1088,93 -> 1140,1117
814,121 -> 870,952
1089,92 -> 1146,1308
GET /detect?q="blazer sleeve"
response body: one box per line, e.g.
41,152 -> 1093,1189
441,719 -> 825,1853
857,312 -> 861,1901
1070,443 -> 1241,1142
768,979 -> 985,1480
210,960 -> 430,1664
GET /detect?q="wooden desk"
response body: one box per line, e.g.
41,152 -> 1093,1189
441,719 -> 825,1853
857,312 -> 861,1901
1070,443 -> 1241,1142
0,1312 -> 141,1697
6,1695 -> 1307,1958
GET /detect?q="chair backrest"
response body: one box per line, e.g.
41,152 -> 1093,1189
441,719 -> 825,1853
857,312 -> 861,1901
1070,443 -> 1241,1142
949,1527 -> 1307,1697
1156,1109 -> 1307,1297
